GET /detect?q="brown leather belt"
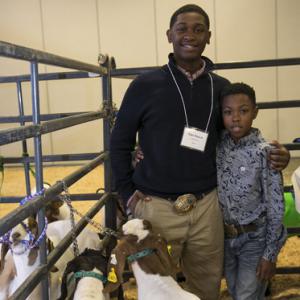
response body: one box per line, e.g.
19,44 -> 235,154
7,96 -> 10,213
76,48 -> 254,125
224,222 -> 257,239
128,189 -> 214,216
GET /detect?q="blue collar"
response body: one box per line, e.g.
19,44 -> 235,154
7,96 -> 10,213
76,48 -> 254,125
73,271 -> 107,283
127,248 -> 155,263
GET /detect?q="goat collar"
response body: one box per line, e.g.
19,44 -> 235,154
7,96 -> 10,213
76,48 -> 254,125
73,271 -> 107,283
127,248 -> 155,263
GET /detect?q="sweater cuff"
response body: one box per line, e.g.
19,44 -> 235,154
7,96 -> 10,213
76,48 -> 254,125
120,187 -> 136,209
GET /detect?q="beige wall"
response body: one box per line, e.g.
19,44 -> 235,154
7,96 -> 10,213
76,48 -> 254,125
0,0 -> 299,158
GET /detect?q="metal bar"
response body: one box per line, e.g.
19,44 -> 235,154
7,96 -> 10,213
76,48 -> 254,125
276,267 -> 300,274
284,143 -> 300,151
3,152 -> 100,163
0,71 -> 96,83
110,57 -> 300,78
1,57 -> 300,83
257,100 -> 300,109
0,41 -> 107,75
287,227 -> 300,235
16,81 -> 32,195
0,111 -> 105,146
30,61 -> 49,300
0,193 -> 108,203
0,112 -> 87,123
0,152 -> 108,236
3,97 -> 298,125
3,99 -> 299,124
102,57 -> 117,231
9,193 -> 110,300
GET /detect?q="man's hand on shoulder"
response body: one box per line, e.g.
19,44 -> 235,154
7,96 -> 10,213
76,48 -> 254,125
268,140 -> 290,171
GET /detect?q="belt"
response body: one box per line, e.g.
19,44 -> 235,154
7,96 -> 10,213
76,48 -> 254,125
127,189 -> 214,216
167,189 -> 214,201
224,222 -> 257,239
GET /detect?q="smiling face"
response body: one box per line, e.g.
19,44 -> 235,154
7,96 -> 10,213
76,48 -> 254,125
222,93 -> 258,143
167,12 -> 211,72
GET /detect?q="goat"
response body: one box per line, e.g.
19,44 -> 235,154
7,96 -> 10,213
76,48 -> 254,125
31,183 -> 71,223
1,217 -> 102,300
3,217 -> 73,300
0,246 -> 15,300
58,235 -> 117,300
103,218 -> 200,300
58,249 -> 109,300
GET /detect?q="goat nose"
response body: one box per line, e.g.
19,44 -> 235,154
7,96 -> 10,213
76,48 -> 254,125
11,232 -> 21,241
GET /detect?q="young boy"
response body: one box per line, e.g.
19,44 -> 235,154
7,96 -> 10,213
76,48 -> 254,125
216,82 -> 287,300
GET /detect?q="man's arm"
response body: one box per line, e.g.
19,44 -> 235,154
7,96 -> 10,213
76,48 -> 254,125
268,140 -> 290,171
110,79 -> 145,207
259,149 -> 287,280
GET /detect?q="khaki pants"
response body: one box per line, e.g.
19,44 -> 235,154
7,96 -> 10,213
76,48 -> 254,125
134,188 -> 224,300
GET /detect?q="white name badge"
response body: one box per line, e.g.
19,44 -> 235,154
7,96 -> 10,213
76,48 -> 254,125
180,126 -> 208,152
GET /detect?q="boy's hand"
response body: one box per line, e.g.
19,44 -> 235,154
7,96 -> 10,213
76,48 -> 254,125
132,146 -> 144,168
268,140 -> 290,171
256,258 -> 276,281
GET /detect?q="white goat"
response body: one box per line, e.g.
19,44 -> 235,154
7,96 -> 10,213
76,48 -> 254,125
103,218 -> 200,300
0,246 -> 15,300
2,218 -> 102,300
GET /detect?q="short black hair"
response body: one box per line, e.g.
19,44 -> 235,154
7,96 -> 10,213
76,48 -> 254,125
169,4 -> 210,29
221,82 -> 256,105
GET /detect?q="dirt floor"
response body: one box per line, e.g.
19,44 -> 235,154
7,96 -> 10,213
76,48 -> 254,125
0,159 -> 300,299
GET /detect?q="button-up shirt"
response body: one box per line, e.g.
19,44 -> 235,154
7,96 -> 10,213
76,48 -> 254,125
177,59 -> 206,83
216,128 -> 286,261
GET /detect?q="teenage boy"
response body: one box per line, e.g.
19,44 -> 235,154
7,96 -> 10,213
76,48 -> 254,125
217,82 -> 287,300
110,4 -> 290,300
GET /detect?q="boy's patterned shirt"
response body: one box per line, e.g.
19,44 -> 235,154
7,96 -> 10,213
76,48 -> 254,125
216,128 -> 286,261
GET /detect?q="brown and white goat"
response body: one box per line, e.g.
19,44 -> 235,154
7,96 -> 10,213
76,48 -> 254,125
103,218 -> 200,300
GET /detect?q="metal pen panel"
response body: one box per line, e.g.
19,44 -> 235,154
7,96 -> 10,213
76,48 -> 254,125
0,41 -> 107,75
0,152 -> 108,236
0,111 -> 105,146
9,193 -> 110,300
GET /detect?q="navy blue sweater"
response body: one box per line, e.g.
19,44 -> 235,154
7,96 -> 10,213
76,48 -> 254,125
110,55 -> 229,205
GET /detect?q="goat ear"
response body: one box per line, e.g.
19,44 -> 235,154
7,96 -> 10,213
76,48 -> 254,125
28,247 -> 38,266
143,219 -> 152,231
28,217 -> 38,235
0,243 -> 9,272
104,235 -> 118,258
103,245 -> 127,293
155,236 -> 178,276
51,200 -> 64,209
59,259 -> 77,300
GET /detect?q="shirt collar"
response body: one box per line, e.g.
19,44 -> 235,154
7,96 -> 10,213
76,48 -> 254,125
221,128 -> 262,148
176,59 -> 206,82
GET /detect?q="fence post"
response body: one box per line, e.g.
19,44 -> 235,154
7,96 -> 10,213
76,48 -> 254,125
30,60 -> 49,300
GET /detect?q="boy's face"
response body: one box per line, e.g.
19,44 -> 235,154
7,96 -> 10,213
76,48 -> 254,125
167,12 -> 211,68
222,93 -> 258,143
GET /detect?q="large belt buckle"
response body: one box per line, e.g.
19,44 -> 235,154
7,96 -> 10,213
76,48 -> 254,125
173,194 -> 197,215
224,224 -> 238,238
